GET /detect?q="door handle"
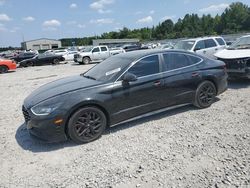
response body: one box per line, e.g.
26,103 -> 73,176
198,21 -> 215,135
215,48 -> 218,51
154,80 -> 161,86
203,50 -> 206,54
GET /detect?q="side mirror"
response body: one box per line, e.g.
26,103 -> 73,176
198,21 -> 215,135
122,72 -> 137,82
194,47 -> 201,52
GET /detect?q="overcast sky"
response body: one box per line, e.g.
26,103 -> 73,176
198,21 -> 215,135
0,0 -> 249,47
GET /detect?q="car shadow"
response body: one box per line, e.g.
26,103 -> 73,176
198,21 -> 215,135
15,100 -> 220,152
228,78 -> 250,89
15,123 -> 75,153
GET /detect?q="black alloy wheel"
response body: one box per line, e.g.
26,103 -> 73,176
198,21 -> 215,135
67,107 -> 107,144
0,65 -> 8,73
26,61 -> 34,67
194,81 -> 216,108
53,58 -> 60,65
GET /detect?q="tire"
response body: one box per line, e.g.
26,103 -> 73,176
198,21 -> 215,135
0,65 -> 8,73
53,59 -> 60,65
67,106 -> 107,144
193,81 -> 217,108
26,61 -> 34,67
82,57 -> 90,65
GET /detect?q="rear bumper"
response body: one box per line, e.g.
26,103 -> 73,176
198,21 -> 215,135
9,63 -> 17,70
217,74 -> 228,95
227,68 -> 250,78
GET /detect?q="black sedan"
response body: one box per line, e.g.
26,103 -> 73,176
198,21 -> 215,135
22,49 -> 228,144
19,53 -> 65,67
11,52 -> 37,62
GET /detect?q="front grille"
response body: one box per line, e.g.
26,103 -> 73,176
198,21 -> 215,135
22,106 -> 31,122
218,58 -> 247,70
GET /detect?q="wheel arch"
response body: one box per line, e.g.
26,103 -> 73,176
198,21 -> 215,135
64,101 -> 110,137
202,76 -> 218,95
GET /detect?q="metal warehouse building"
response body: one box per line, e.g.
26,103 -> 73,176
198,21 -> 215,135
92,39 -> 140,47
21,38 -> 62,50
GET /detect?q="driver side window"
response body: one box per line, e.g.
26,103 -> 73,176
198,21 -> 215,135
92,47 -> 100,53
194,40 -> 205,50
128,55 -> 159,78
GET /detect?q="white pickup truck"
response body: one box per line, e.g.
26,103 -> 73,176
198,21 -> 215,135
74,45 -> 125,64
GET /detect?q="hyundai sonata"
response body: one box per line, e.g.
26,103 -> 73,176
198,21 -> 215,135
22,49 -> 227,144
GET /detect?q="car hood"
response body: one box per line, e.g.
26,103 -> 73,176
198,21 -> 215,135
214,49 -> 250,59
24,75 -> 101,108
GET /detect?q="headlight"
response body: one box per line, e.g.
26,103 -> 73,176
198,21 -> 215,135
31,102 -> 62,116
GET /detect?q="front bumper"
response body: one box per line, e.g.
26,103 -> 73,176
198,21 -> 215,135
22,106 -> 68,143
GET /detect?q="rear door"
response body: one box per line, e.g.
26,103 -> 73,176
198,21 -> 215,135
100,46 -> 110,60
160,52 -> 203,107
92,47 -> 102,61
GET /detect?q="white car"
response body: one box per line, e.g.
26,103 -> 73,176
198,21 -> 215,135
214,35 -> 250,78
74,45 -> 125,64
174,36 -> 227,59
63,51 -> 78,61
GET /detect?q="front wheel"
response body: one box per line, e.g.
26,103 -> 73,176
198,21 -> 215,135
82,57 -> 90,65
53,58 -> 60,65
0,65 -> 8,73
193,81 -> 217,108
67,107 -> 107,144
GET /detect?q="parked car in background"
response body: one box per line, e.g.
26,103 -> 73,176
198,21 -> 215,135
174,36 -> 227,59
54,49 -> 68,56
22,49 -> 227,144
74,45 -> 125,64
0,59 -> 17,73
122,44 -> 142,52
63,51 -> 79,61
11,52 -> 37,62
19,53 -> 65,67
215,35 -> 250,79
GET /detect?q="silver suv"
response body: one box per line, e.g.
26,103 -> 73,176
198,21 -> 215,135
174,36 -> 227,59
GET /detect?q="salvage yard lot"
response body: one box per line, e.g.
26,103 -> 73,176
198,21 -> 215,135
0,63 -> 250,187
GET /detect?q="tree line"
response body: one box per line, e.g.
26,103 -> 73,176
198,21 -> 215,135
61,2 -> 250,46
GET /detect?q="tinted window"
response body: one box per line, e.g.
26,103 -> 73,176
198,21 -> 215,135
101,47 -> 108,51
92,47 -> 100,53
128,55 -> 159,77
194,40 -> 205,50
204,39 -> 217,48
163,53 -> 200,71
215,38 -> 225,46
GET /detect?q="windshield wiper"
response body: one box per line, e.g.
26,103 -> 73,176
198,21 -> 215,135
82,75 -> 96,80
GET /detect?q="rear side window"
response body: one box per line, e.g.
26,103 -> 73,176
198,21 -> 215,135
92,47 -> 100,53
128,55 -> 159,77
215,38 -> 225,46
101,47 -> 108,51
163,53 -> 201,71
204,39 -> 217,48
194,40 -> 205,50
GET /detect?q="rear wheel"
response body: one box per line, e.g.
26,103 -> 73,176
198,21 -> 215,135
82,57 -> 90,65
26,61 -> 34,67
67,106 -> 107,144
194,81 -> 217,108
53,58 -> 60,65
0,65 -> 8,73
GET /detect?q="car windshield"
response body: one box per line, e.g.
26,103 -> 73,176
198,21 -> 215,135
229,36 -> 250,49
83,55 -> 133,81
174,40 -> 195,50
81,47 -> 93,52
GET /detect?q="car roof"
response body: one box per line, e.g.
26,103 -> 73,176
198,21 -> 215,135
115,49 -> 203,61
182,36 -> 223,41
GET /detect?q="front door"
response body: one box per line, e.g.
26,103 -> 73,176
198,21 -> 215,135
110,55 -> 163,124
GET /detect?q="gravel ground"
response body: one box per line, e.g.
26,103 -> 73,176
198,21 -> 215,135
0,62 -> 249,188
